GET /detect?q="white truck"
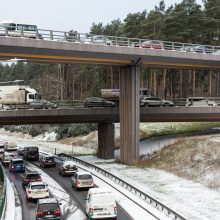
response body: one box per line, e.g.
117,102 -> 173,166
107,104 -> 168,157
0,80 -> 56,109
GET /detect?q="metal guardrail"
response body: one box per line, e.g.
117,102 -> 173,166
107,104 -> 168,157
0,164 -> 6,220
56,153 -> 187,220
0,26 -> 220,55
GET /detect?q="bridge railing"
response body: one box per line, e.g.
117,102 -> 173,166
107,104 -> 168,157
1,25 -> 220,55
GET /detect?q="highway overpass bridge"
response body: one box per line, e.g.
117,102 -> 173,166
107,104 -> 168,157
1,35 -> 220,164
1,107 -> 220,159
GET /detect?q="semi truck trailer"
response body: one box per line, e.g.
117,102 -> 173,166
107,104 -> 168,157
100,88 -> 154,105
0,80 -> 56,109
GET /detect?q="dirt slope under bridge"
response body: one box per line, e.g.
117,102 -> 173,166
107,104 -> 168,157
139,134 -> 220,190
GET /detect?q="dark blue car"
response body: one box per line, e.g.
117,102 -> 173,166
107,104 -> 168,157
9,158 -> 25,173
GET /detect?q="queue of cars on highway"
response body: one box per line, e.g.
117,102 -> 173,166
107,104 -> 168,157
0,140 -> 118,220
1,20 -> 220,56
83,96 -> 218,108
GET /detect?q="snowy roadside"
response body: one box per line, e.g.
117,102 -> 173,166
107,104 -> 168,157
3,177 -> 22,220
0,130 -> 220,219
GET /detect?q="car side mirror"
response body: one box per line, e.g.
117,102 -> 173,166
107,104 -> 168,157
59,202 -> 62,205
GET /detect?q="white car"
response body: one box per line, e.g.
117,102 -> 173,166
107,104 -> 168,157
85,188 -> 117,219
82,35 -> 113,45
26,181 -> 49,200
4,141 -> 17,151
186,97 -> 217,107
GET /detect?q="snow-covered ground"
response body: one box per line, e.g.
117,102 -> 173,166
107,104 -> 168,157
0,129 -> 220,219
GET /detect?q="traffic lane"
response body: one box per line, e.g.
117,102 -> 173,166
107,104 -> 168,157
31,160 -> 89,211
5,167 -> 38,220
31,160 -> 132,220
26,162 -> 87,220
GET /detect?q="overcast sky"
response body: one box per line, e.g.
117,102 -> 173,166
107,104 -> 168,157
1,0 -> 203,33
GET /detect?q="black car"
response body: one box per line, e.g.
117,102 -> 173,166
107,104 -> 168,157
40,155 -> 56,168
17,146 -> 25,156
57,161 -> 78,176
22,171 -> 42,187
84,97 -> 115,108
23,146 -> 39,160
36,198 -> 61,220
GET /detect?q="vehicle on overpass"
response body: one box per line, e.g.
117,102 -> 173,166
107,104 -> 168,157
84,97 -> 116,108
85,187 -> 117,220
186,97 -> 217,107
100,88 -> 154,105
82,35 -> 113,45
0,80 -> 56,109
140,96 -> 174,107
0,20 -> 43,39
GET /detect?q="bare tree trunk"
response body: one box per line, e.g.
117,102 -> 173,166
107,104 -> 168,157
209,71 -> 212,96
110,66 -> 113,88
163,68 -> 166,98
153,69 -> 157,95
180,70 -> 183,98
192,70 -> 196,96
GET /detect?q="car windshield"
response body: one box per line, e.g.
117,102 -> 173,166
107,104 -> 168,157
38,203 -> 59,211
17,24 -> 37,31
27,174 -> 40,179
45,157 -> 54,161
91,194 -> 115,205
27,147 -> 38,152
79,174 -> 92,180
12,160 -> 23,164
31,185 -> 46,190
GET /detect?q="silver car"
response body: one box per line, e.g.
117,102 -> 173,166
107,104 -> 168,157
140,97 -> 174,107
82,35 -> 113,45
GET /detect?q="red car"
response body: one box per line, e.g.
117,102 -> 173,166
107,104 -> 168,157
139,40 -> 162,49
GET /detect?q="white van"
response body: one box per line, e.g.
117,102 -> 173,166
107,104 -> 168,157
85,188 -> 117,219
0,20 -> 42,39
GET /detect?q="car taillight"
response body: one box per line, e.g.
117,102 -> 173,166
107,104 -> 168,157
89,208 -> 94,216
36,177 -> 42,181
11,165 -> 14,169
114,207 -> 117,214
53,209 -> 61,216
45,189 -> 48,192
76,180 -> 80,185
36,211 -> 44,217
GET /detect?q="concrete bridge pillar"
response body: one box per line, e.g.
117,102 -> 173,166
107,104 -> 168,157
98,123 -> 115,159
120,65 -> 140,165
